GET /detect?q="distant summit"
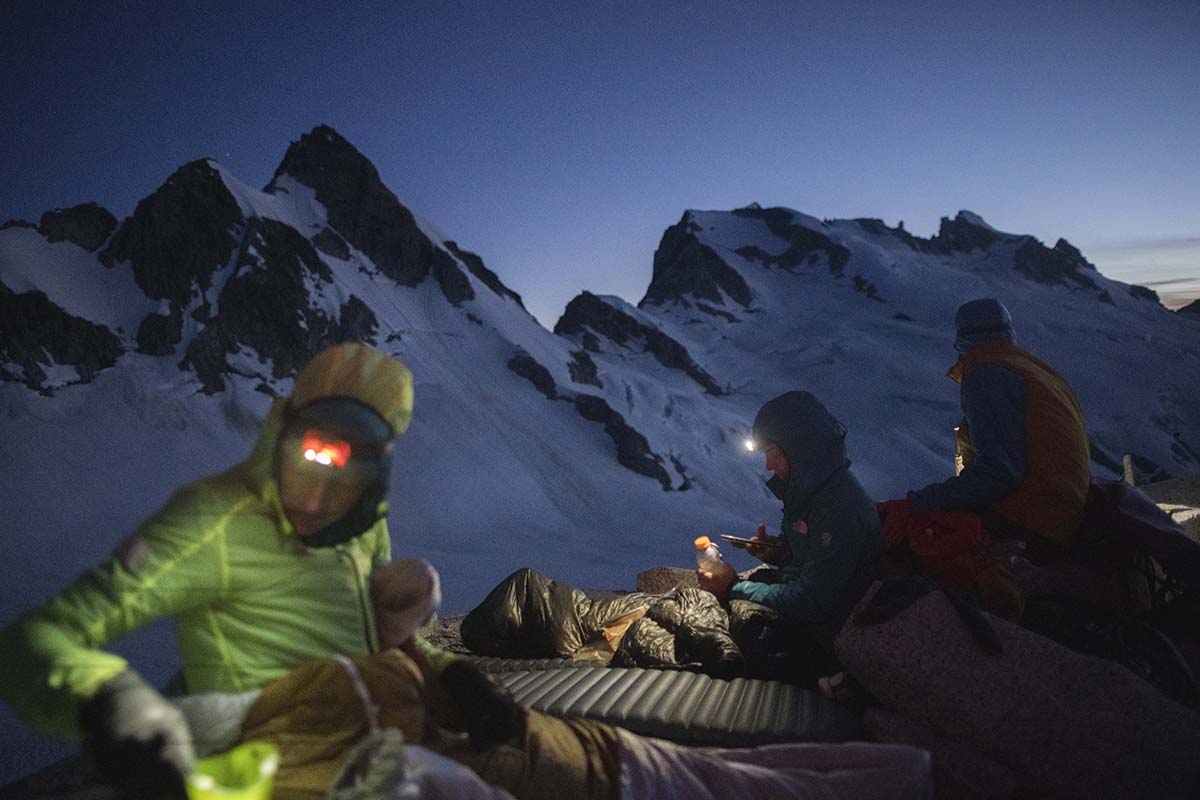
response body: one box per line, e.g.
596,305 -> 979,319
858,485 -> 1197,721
1,125 -> 536,397
268,125 -> 438,287
3,126 -> 1198,487
2,128 -> 1199,726
269,125 -> 525,308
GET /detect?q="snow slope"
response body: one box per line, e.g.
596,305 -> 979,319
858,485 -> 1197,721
1,127 -> 1197,783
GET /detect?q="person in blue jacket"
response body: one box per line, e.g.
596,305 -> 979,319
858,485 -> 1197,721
904,298 -> 1090,550
700,391 -> 881,678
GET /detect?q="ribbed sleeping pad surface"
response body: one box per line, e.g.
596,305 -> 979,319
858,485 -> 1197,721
494,665 -> 863,746
467,656 -> 578,672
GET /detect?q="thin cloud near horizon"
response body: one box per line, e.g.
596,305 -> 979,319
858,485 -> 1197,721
1084,236 -> 1200,254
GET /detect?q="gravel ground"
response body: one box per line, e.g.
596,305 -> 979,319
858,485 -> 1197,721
424,613 -> 471,654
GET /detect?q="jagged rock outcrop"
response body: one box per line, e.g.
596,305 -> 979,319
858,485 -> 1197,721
853,218 -> 927,251
445,241 -> 525,308
179,217 -> 378,393
852,274 -> 883,301
507,351 -> 557,399
567,350 -> 601,386
1012,237 -> 1099,289
1050,239 -> 1095,269
136,309 -> 183,355
573,394 -> 672,490
1129,285 -> 1159,303
643,213 -> 752,307
99,160 -> 243,309
0,281 -> 122,393
732,205 -> 851,275
556,292 -> 722,395
311,227 -> 351,261
928,211 -> 1003,254
432,248 -> 474,306
267,126 -> 527,311
267,125 -> 436,288
37,203 -> 118,252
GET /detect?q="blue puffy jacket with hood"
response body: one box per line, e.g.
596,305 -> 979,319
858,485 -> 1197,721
730,392 -> 881,627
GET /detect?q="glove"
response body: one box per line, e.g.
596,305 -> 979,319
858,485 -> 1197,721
78,670 -> 194,799
440,659 -> 520,751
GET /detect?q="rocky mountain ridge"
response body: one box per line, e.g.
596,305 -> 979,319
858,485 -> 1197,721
5,124 -> 1200,793
2,125 -> 1198,491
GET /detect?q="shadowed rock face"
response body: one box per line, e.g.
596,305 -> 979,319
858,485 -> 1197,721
1177,299 -> 1200,316
100,160 -> 244,308
268,125 -> 527,310
267,125 -> 436,288
733,206 -> 851,275
507,352 -> 557,399
1129,284 -> 1159,303
432,247 -> 474,306
567,350 -> 601,387
445,240 -> 525,308
928,213 -> 1003,254
1012,238 -> 1099,290
0,281 -> 122,393
311,227 -> 351,261
136,309 -> 182,356
574,394 -> 672,490
181,217 -> 378,393
644,213 -> 752,307
556,291 -> 722,395
37,203 -> 118,252
852,218 -> 928,252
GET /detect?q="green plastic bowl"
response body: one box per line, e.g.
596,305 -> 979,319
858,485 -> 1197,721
186,741 -> 279,800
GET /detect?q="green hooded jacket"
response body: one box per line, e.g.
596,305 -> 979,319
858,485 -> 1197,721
0,347 -> 449,739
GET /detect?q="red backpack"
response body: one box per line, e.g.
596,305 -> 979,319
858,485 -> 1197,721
878,500 -> 1022,620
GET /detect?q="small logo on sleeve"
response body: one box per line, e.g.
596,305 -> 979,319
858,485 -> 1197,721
113,534 -> 149,572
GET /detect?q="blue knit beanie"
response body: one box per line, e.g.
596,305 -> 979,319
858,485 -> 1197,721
954,298 -> 1014,354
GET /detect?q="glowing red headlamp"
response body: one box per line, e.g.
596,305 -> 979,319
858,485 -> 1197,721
300,431 -> 352,468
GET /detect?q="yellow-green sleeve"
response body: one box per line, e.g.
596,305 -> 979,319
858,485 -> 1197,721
0,487 -> 227,738
372,520 -> 392,568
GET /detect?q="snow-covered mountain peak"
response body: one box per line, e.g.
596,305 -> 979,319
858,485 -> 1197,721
2,126 -> 1197,615
6,127 -> 1197,784
953,209 -> 997,232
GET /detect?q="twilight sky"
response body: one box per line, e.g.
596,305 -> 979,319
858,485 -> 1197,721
3,0 -> 1197,326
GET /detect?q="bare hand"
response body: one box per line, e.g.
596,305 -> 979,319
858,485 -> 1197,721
746,523 -> 782,564
697,563 -> 737,602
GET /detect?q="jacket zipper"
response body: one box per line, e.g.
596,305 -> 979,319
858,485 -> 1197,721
341,547 -> 377,653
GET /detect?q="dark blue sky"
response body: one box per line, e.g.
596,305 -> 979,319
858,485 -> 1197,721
3,0 -> 1197,324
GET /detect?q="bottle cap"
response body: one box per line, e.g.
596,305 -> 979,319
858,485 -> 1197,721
694,536 -> 712,551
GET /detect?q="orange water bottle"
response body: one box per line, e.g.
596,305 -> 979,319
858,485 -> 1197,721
694,536 -> 724,573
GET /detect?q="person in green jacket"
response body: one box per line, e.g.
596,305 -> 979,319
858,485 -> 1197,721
700,391 -> 881,681
0,342 -> 439,798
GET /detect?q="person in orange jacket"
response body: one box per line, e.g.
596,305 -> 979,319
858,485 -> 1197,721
904,298 -> 1091,550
